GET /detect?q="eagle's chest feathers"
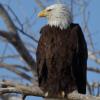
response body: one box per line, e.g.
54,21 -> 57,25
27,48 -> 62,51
43,26 -> 71,54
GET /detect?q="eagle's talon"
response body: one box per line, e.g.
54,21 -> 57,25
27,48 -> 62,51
61,91 -> 65,98
45,92 -> 48,97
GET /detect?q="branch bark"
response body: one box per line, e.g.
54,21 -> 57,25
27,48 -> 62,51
0,81 -> 43,97
0,81 -> 100,100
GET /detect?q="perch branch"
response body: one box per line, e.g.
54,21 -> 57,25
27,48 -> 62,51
0,81 -> 100,100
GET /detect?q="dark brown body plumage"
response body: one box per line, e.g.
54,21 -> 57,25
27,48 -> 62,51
36,23 -> 88,97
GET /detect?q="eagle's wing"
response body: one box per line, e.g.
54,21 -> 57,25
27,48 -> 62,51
72,24 -> 88,94
36,28 -> 47,86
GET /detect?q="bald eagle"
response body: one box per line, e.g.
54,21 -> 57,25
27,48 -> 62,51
36,4 -> 88,98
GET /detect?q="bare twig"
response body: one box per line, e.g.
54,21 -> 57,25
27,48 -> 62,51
5,4 -> 38,43
0,63 -> 32,81
34,0 -> 45,9
5,5 -> 23,29
88,67 -> 100,74
17,27 -> 38,43
0,4 -> 17,33
87,81 -> 92,95
88,51 -> 100,64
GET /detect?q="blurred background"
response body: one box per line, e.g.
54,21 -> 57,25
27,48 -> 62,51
0,0 -> 99,100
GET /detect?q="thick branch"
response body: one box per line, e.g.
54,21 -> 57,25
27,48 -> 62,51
67,92 -> 100,100
0,81 -> 100,100
0,30 -> 36,76
0,81 -> 43,97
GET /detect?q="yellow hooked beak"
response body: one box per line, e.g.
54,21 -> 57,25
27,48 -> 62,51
38,9 -> 47,17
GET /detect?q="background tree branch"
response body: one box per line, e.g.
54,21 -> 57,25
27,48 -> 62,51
0,30 -> 36,76
0,63 -> 32,81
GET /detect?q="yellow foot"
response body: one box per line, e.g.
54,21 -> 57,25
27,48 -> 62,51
61,91 -> 65,98
45,92 -> 48,97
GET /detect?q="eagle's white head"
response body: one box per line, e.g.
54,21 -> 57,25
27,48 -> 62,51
38,4 -> 72,29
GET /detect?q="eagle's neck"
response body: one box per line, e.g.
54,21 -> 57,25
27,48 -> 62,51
48,13 -> 72,30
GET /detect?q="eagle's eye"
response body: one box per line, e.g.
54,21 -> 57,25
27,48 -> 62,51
47,9 -> 52,12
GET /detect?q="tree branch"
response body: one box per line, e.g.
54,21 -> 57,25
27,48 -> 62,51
0,63 -> 32,81
0,63 -> 30,72
0,81 -> 99,100
88,51 -> 100,64
0,81 -> 43,97
0,4 -> 17,33
88,67 -> 100,74
0,30 -> 36,76
0,4 -> 36,76
34,0 -> 45,9
5,4 -> 38,43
